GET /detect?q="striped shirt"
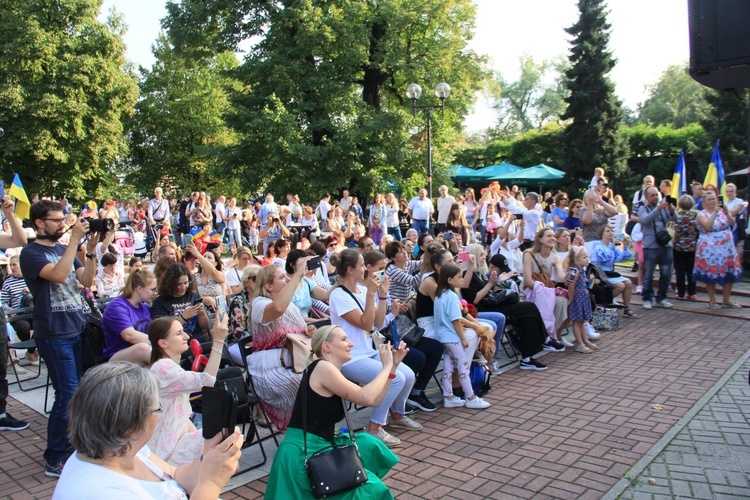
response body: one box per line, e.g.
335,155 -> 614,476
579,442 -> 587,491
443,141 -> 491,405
385,260 -> 422,303
1,275 -> 28,310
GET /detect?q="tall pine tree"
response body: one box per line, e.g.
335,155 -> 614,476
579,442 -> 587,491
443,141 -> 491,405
561,0 -> 627,189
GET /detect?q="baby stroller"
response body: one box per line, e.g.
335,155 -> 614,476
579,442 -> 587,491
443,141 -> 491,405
114,226 -> 135,260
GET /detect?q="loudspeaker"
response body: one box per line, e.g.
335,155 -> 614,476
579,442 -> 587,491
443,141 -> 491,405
688,0 -> 750,90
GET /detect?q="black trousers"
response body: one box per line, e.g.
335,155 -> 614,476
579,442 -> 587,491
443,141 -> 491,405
673,250 -> 697,297
402,336 -> 443,393
483,301 -> 545,358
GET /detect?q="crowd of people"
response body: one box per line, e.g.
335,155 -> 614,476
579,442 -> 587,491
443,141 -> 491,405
0,168 -> 746,498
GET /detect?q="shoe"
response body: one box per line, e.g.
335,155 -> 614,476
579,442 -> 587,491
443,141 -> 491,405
406,392 -> 437,412
387,414 -> 423,431
631,263 -> 639,272
465,397 -> 491,409
585,342 -> 599,351
403,403 -> 418,415
655,300 -> 673,309
443,396 -> 466,408
635,286 -> 642,295
584,323 -> 601,340
675,295 -> 684,300
542,338 -> 565,352
370,428 -> 401,447
490,363 -> 503,376
642,301 -> 652,310
575,344 -> 593,354
44,461 -> 64,478
0,413 -> 29,431
623,308 -> 638,319
519,358 -> 547,371
722,301 -> 742,309
708,302 -> 722,310
559,337 -> 574,347
25,352 -> 40,366
686,295 -> 698,301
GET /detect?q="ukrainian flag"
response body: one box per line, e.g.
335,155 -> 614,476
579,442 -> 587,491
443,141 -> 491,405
703,140 -> 726,198
670,150 -> 687,199
8,174 -> 30,220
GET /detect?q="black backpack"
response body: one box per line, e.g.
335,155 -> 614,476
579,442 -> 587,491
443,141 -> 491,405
80,289 -> 105,373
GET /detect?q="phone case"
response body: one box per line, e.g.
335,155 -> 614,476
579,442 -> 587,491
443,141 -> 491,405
201,386 -> 238,440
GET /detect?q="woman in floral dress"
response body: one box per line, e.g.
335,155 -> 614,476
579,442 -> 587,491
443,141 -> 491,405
693,191 -> 743,309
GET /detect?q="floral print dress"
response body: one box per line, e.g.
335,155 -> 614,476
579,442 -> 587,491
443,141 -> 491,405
148,358 -> 216,466
693,210 -> 743,285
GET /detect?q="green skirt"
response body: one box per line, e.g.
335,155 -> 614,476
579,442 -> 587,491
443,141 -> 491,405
265,427 -> 398,500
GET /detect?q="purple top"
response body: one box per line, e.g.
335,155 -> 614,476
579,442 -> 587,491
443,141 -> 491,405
101,296 -> 152,360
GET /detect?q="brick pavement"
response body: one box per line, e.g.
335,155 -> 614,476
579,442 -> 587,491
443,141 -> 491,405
2,306 -> 748,499
614,357 -> 750,500
225,307 -> 750,499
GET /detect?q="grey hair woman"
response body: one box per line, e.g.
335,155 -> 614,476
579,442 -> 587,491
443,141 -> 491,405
54,361 -> 242,499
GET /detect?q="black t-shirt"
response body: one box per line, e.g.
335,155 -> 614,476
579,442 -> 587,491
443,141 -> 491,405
288,360 -> 345,441
151,291 -> 208,342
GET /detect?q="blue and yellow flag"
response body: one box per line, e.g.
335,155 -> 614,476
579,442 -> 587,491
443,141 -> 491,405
670,150 -> 687,199
703,140 -> 726,198
8,174 -> 30,220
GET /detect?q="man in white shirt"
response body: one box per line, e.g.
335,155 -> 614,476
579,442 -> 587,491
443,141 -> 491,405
407,188 -> 434,235
225,197 -> 243,251
435,185 -> 455,234
317,193 -> 332,224
340,190 -> 352,212
258,194 -> 279,229
500,192 -> 542,250
214,195 -> 226,234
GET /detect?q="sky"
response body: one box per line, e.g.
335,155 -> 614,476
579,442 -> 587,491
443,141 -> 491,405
99,0 -> 690,133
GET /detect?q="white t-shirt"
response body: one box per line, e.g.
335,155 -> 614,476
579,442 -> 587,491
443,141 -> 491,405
436,195 -> 455,224
214,202 -> 225,225
318,199 -> 332,220
329,285 -> 379,364
53,446 -> 187,500
226,206 -> 241,230
408,197 -> 433,221
226,266 -> 243,289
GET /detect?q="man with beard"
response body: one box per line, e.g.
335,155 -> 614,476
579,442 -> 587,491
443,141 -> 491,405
20,200 -> 98,477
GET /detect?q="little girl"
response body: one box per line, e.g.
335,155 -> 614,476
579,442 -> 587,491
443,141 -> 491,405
434,263 -> 491,409
369,213 -> 384,246
566,247 -> 597,354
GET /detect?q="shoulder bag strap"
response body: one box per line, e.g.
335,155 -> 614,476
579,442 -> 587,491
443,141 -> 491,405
340,285 -> 365,313
529,252 -> 546,275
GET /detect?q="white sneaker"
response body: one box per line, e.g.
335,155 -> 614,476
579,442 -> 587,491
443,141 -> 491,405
635,286 -> 642,294
560,337 -> 574,347
642,301 -> 652,310
655,300 -> 673,309
443,396 -> 465,408
584,323 -> 600,340
465,397 -> 491,409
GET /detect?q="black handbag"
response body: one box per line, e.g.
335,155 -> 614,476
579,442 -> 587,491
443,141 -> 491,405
382,314 -> 425,347
303,366 -> 367,498
650,208 -> 672,246
480,289 -> 519,308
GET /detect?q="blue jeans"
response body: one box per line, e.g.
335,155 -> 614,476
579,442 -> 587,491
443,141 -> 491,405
642,246 -> 673,303
412,220 -> 429,235
36,335 -> 83,465
387,226 -> 402,241
477,311 -> 506,358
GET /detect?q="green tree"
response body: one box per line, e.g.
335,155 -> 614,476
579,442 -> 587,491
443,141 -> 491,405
700,89 -> 749,172
127,36 -> 241,197
163,0 -> 486,202
637,64 -> 711,128
560,0 -> 628,187
489,55 -> 568,138
0,0 -> 138,202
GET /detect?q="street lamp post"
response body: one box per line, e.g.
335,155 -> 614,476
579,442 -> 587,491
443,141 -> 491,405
406,82 -> 451,200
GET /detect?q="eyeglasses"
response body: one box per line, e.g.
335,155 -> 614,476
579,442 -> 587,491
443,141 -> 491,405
43,218 -> 67,225
328,243 -> 337,248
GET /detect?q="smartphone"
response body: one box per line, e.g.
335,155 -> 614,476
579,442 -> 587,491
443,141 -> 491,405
458,251 -> 470,262
443,232 -> 454,241
184,234 -> 194,246
390,321 -> 400,349
0,181 -> 4,198
215,295 -> 227,321
192,297 -> 204,306
568,267 -> 578,280
719,195 -> 724,207
201,386 -> 238,440
373,270 -> 385,281
307,256 -> 321,270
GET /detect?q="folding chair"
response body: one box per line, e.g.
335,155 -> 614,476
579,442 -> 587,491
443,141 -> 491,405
236,335 -> 281,448
2,307 -> 45,391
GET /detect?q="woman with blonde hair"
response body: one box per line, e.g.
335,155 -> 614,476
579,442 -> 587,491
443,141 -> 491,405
101,270 -> 157,365
266,325 -> 402,499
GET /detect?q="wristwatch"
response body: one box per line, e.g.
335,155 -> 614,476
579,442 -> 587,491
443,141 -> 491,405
86,253 -> 96,260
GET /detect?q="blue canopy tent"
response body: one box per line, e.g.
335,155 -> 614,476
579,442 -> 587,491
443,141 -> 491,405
494,164 -> 565,188
449,162 -> 523,184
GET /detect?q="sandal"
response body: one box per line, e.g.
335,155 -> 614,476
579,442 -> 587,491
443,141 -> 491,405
575,344 -> 592,354
708,302 -> 722,310
584,342 -> 599,351
722,301 -> 742,309
623,308 -> 639,319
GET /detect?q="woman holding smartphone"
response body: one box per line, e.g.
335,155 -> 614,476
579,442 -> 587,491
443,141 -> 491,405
146,315 -> 228,466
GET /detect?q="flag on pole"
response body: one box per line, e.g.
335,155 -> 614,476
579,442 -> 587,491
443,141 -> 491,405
670,150 -> 687,199
8,174 -> 30,220
703,139 -> 726,198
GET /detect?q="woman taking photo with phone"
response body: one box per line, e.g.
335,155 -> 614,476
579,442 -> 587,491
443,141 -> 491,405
146,315 -> 228,466
266,326 -> 402,499
285,249 -> 332,318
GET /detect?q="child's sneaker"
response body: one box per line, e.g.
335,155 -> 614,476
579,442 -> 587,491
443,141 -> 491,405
465,397 -> 491,409
443,396 -> 465,408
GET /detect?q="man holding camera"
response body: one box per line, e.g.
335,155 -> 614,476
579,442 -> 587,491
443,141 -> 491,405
20,200 -> 98,477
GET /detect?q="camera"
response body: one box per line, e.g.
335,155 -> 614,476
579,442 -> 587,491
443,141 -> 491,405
86,218 -> 115,234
